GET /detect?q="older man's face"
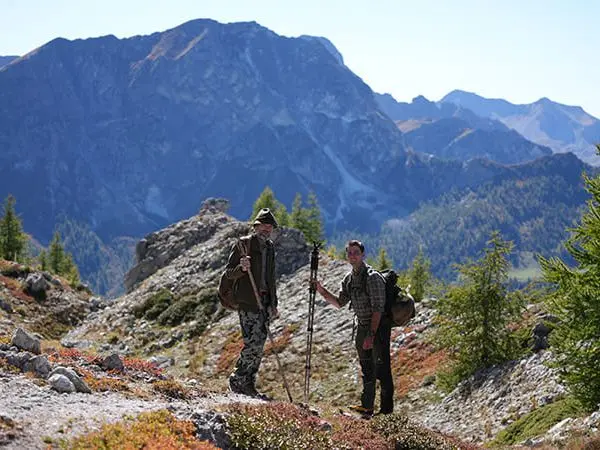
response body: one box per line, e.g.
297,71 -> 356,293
255,223 -> 273,236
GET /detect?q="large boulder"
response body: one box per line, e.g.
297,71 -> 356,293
11,328 -> 41,355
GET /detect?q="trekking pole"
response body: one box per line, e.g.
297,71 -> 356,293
304,241 -> 321,404
238,242 -> 293,403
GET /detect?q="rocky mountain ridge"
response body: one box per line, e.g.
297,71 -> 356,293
375,93 -> 553,164
53,199 -> 600,447
441,90 -> 600,165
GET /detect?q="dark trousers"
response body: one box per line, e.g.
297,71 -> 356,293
355,317 -> 394,413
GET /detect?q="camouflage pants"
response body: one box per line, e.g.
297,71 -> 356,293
229,308 -> 269,389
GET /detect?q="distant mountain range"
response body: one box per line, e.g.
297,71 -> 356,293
0,19 -> 597,293
441,90 -> 600,165
375,94 -> 552,164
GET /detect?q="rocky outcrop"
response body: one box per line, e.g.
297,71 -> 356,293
124,200 -> 309,292
0,263 -> 91,340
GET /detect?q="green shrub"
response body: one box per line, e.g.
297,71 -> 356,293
132,289 -> 173,320
490,397 -> 586,446
226,403 -> 334,450
370,413 -> 458,450
157,288 -> 218,327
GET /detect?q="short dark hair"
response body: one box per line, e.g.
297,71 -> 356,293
345,240 -> 365,254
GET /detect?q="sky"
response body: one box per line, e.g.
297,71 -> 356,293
2,0 -> 599,117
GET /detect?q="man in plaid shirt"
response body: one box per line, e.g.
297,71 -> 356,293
314,239 -> 394,417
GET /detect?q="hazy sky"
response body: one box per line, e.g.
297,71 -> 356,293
2,0 -> 598,117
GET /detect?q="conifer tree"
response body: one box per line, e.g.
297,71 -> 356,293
433,231 -> 525,390
374,248 -> 392,271
409,248 -> 432,302
539,146 -> 600,410
49,232 -> 65,274
39,250 -> 48,271
0,194 -> 27,262
303,192 -> 324,244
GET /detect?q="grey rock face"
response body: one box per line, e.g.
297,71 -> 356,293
49,367 -> 92,393
48,374 -> 76,393
24,273 -> 50,298
0,297 -> 12,313
24,355 -> 52,378
11,328 -> 41,355
190,410 -> 231,449
101,353 -> 124,372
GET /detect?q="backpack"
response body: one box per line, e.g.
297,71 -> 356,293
349,268 -> 415,327
218,272 -> 239,310
377,269 -> 416,327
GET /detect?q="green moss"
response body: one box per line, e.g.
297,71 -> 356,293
489,397 -> 586,446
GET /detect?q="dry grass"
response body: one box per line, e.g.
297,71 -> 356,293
0,275 -> 33,302
392,341 -> 447,397
66,409 -> 218,450
215,331 -> 243,375
264,325 -> 293,355
123,357 -> 164,378
152,379 -> 191,400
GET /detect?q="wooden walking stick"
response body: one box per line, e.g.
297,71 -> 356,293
238,241 -> 294,403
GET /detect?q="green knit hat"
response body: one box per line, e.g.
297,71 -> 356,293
253,208 -> 279,228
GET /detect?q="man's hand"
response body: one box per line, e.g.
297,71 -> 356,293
310,279 -> 324,295
240,256 -> 251,272
363,335 -> 374,350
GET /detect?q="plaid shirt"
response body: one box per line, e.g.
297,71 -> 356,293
338,263 -> 386,326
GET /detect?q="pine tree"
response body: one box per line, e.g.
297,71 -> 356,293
0,194 -> 27,262
433,231 -> 525,391
374,248 -> 392,271
49,232 -> 65,274
409,249 -> 432,302
251,186 -> 289,226
303,192 -> 324,244
39,250 -> 48,271
62,253 -> 80,285
539,147 -> 600,410
290,193 -> 307,231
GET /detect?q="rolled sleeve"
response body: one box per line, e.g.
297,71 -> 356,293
367,273 -> 386,313
337,275 -> 351,307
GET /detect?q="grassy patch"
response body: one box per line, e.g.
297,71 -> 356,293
152,379 -> 191,400
0,275 -> 34,302
65,409 -> 217,449
264,325 -> 293,355
392,341 -> 447,398
132,288 -> 173,320
123,357 -> 163,378
157,288 -> 218,328
225,403 -> 334,449
371,413 -> 473,450
490,396 -> 586,446
216,331 -> 243,375
225,403 -> 473,450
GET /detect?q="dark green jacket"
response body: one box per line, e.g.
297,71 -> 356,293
224,234 -> 277,312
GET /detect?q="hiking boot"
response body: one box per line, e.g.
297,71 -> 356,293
374,409 -> 393,417
348,405 -> 374,417
228,379 -> 248,395
243,385 -> 272,400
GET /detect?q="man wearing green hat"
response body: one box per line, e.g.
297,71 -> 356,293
223,208 -> 279,397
